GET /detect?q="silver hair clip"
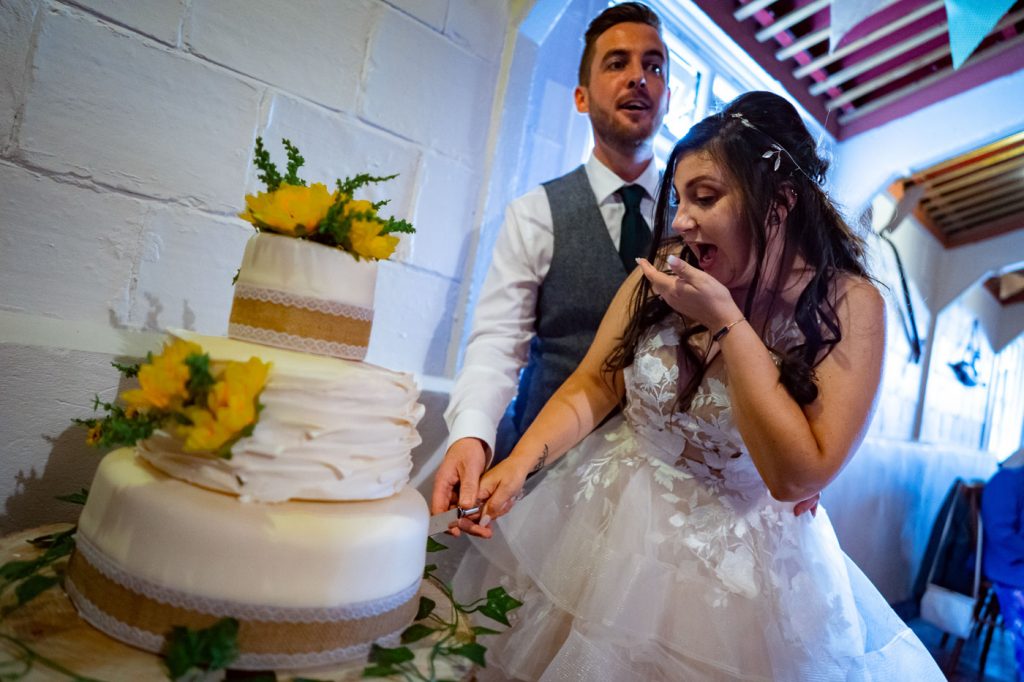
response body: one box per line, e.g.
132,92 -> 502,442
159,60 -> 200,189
763,144 -> 783,171
730,112 -> 805,177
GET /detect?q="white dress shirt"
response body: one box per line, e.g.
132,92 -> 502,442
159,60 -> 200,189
444,153 -> 662,455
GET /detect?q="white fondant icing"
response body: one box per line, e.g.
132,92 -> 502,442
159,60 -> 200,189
234,232 -> 377,311
76,450 -> 429,608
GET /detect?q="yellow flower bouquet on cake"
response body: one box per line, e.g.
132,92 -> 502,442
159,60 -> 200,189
76,338 -> 270,458
238,138 -> 414,261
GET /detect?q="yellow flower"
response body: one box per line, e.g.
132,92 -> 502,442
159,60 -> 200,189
206,358 -> 270,434
86,424 -> 102,446
349,218 -> 399,260
178,406 -> 235,453
239,183 -> 333,236
121,338 -> 202,411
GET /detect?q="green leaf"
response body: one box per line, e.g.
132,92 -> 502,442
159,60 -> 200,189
361,664 -> 399,678
281,139 -> 307,187
163,617 -> 240,680
400,623 -> 436,644
0,560 -> 39,583
14,574 -> 60,607
415,596 -> 436,621
448,642 -> 487,667
185,353 -> 216,401
367,644 -> 414,666
111,361 -> 140,378
475,587 -> 523,627
423,563 -> 438,579
471,626 -> 502,636
253,137 -> 283,192
55,489 -> 89,506
426,536 -> 447,553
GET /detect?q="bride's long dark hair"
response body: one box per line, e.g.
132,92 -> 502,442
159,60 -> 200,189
606,91 -> 868,408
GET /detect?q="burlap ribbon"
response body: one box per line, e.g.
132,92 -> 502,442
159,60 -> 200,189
229,296 -> 371,352
67,550 -> 417,656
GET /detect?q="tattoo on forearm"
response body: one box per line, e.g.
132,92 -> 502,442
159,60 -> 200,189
532,444 -> 549,473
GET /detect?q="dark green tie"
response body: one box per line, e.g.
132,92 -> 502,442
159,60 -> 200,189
618,184 -> 651,272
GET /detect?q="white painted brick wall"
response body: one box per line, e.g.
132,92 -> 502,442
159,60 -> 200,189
0,0 -> 39,147
0,0 -> 509,530
187,0 -> 376,113
384,0 -> 447,30
0,345 -> 122,535
19,6 -> 262,212
446,0 -> 507,62
68,0 -> 185,45
0,161 -> 147,319
128,206 -> 253,334
362,7 -> 492,161
412,150 -> 479,278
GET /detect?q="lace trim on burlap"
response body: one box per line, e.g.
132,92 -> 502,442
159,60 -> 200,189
228,324 -> 368,360
235,284 -> 373,321
66,578 -> 403,668
74,533 -> 418,621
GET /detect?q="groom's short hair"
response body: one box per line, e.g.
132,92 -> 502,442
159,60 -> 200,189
578,2 -> 665,87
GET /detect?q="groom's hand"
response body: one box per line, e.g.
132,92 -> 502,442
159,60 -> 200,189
431,437 -> 489,537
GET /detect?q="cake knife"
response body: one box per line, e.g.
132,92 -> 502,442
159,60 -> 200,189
428,505 -> 481,536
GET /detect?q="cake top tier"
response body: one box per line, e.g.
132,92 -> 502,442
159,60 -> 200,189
229,233 -> 378,361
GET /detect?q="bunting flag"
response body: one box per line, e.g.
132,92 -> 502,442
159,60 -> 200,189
829,0 -> 900,52
946,0 -> 1015,69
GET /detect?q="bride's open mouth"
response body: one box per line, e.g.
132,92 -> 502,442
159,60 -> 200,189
688,242 -> 718,270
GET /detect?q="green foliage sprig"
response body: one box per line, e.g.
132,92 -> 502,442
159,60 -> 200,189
361,538 -> 522,681
73,394 -> 161,450
163,618 -> 240,681
253,137 -> 284,192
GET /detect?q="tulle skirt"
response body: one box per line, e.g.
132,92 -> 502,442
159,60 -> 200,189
454,417 -> 943,681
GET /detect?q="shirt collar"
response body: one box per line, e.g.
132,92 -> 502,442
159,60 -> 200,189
585,152 -> 662,205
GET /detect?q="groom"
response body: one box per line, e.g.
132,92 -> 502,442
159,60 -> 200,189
432,2 -> 670,535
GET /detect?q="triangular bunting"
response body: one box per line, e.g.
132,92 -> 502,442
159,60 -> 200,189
946,0 -> 1015,69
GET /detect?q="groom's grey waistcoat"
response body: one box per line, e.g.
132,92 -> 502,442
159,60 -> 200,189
508,164 -> 627,440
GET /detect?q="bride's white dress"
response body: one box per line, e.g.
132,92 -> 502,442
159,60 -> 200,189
454,317 -> 943,681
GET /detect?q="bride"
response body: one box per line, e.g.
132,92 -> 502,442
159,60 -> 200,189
437,91 -> 943,680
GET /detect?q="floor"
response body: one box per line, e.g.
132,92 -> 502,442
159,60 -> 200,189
910,617 -> 1020,681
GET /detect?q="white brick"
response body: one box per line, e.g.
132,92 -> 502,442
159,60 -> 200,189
0,345 -> 116,534
445,0 -> 507,62
363,9 -> 494,160
0,0 -> 40,146
18,9 -> 261,212
259,94 -> 420,218
130,205 -> 252,334
367,262 -> 456,375
70,0 -> 184,45
411,151 -> 478,278
382,0 -> 447,29
187,0 -> 375,112
0,162 -> 146,320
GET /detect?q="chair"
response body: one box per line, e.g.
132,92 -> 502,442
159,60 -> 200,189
918,479 -> 996,675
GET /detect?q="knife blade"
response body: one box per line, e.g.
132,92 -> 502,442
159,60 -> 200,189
428,505 -> 480,536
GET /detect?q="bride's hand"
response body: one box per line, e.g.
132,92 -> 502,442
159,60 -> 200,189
636,255 -> 740,332
475,457 -> 532,533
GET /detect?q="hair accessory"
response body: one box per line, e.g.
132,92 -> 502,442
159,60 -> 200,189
729,113 -> 808,179
712,317 -> 746,343
762,144 -> 783,171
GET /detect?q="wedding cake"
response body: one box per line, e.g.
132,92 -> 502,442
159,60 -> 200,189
66,145 -> 429,669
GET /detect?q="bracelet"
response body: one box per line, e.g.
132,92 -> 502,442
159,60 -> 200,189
712,318 -> 746,343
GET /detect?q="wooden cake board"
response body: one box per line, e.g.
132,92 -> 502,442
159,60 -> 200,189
0,524 -> 473,681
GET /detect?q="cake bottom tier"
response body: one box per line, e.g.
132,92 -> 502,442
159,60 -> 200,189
67,448 -> 429,669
